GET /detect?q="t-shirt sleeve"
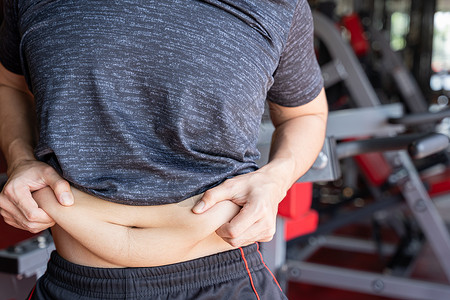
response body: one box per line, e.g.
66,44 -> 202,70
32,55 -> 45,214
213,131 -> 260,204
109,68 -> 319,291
267,0 -> 323,107
0,0 -> 23,75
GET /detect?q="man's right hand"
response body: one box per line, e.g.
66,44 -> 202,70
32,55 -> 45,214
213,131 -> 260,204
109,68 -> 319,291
0,159 -> 73,233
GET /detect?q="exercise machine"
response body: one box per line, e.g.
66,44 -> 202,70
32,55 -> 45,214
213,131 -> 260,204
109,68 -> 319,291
260,11 -> 450,300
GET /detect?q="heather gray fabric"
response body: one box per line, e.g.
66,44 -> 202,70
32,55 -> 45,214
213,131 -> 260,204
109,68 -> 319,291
0,0 -> 323,205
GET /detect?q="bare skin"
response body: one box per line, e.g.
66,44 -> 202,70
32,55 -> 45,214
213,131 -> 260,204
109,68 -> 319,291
33,186 -> 242,267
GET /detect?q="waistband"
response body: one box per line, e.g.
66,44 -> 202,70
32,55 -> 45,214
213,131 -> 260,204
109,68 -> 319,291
45,243 -> 265,297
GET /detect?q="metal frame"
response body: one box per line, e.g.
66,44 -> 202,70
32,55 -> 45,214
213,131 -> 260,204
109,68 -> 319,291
284,261 -> 450,300
261,11 -> 450,300
314,12 -> 380,108
0,231 -> 54,300
0,230 -> 54,277
0,178 -> 54,299
369,28 -> 428,114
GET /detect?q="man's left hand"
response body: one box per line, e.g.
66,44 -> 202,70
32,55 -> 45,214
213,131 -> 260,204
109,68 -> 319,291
192,169 -> 286,247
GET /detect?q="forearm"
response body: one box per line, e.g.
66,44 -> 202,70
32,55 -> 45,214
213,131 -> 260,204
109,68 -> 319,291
261,89 -> 328,197
0,85 -> 37,174
0,84 -> 73,233
263,115 -> 326,190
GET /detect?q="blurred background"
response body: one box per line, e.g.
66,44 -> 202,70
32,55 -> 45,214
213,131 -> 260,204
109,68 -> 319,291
1,0 -> 450,299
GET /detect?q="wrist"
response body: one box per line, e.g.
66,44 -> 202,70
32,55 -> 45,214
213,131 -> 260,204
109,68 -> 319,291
257,157 -> 297,199
5,139 -> 36,175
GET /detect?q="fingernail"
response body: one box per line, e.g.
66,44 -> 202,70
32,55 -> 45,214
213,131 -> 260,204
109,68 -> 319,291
60,192 -> 74,206
193,200 -> 205,213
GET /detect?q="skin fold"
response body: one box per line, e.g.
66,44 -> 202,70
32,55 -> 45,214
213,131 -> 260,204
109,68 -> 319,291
33,186 -> 242,267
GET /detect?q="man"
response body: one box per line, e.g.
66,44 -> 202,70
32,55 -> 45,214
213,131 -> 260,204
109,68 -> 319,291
0,0 -> 327,298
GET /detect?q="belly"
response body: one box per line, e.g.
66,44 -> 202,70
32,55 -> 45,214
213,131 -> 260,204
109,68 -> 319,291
33,187 -> 242,267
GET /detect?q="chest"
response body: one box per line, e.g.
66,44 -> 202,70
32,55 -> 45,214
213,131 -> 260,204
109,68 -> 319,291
18,1 -> 296,98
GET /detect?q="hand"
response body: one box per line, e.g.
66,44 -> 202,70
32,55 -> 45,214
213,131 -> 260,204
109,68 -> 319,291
0,159 -> 73,233
192,170 -> 287,247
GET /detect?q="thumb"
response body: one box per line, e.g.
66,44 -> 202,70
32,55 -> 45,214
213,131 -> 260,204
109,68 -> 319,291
192,185 -> 232,214
45,171 -> 74,206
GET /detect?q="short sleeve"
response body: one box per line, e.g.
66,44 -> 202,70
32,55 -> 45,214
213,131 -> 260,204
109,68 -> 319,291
267,0 -> 323,107
0,0 -> 23,74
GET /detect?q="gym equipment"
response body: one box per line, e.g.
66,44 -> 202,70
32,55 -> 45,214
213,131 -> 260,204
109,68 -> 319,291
0,233 -> 53,300
343,9 -> 450,203
0,175 -> 54,300
260,11 -> 450,300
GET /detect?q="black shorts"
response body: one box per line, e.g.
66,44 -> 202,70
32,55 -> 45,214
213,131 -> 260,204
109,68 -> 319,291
27,243 -> 287,300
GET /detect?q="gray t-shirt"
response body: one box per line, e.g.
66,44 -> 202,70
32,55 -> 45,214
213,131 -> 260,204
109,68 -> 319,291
0,0 -> 323,205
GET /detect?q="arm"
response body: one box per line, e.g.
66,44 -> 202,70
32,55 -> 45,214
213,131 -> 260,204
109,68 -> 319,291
193,88 -> 328,247
0,63 -> 73,233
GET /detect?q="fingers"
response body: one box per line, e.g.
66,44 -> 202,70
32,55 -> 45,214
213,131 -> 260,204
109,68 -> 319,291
192,180 -> 238,214
1,207 -> 54,233
193,173 -> 282,246
0,161 -> 64,233
216,205 -> 255,240
219,222 -> 275,247
216,202 -> 277,247
42,167 -> 73,206
0,192 -> 54,233
5,179 -> 52,217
